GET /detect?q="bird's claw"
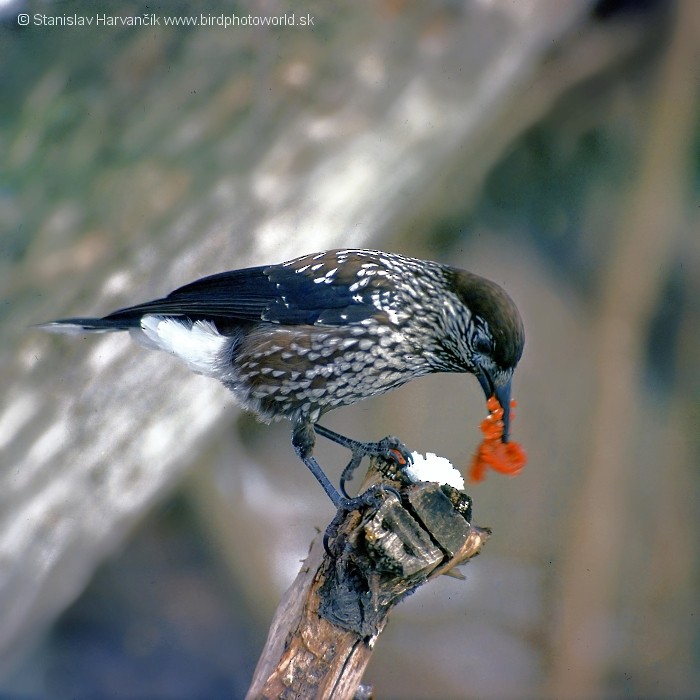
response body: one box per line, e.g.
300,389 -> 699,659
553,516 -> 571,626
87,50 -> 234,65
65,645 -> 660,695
375,436 -> 413,467
339,435 -> 412,497
340,483 -> 402,512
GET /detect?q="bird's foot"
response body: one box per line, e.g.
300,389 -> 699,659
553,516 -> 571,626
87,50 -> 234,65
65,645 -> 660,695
323,483 -> 402,555
340,482 -> 403,513
339,435 -> 412,498
313,424 -> 412,497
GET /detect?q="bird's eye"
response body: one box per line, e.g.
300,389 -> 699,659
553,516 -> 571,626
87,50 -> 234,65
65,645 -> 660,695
473,335 -> 492,354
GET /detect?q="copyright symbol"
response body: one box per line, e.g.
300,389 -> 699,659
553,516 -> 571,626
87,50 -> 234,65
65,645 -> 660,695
18,13 -> 29,25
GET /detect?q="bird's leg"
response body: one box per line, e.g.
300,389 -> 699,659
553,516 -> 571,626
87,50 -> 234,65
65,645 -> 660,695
291,422 -> 343,507
292,421 -> 403,554
313,423 -> 413,497
291,421 -> 403,507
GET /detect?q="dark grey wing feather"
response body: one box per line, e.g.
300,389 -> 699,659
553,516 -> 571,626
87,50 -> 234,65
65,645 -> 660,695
100,266 -> 274,324
101,253 -> 386,327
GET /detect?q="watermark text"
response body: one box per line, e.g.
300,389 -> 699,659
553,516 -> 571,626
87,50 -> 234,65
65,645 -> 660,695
18,13 -> 315,29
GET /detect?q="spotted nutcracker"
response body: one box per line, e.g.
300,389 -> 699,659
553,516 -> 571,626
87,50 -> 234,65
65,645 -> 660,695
42,249 -> 525,506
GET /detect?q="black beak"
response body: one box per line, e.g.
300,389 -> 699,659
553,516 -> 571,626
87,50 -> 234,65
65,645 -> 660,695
495,379 -> 512,443
476,370 -> 512,443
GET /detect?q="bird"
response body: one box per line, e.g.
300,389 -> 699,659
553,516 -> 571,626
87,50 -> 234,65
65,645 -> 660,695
41,249 -> 524,508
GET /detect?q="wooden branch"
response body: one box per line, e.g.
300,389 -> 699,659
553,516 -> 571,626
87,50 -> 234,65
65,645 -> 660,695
246,459 -> 490,699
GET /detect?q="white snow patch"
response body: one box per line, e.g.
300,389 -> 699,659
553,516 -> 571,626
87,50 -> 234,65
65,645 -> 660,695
405,452 -> 465,491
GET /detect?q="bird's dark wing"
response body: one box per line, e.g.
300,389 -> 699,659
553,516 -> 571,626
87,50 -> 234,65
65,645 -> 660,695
102,251 -> 391,327
103,266 -> 282,323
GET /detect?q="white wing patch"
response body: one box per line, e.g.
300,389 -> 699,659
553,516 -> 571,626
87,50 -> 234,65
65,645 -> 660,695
140,315 -> 228,376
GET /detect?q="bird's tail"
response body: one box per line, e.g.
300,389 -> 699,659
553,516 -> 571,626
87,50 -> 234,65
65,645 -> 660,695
36,317 -> 136,334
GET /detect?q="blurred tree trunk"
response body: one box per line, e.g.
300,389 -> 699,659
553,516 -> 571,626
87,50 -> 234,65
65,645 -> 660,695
547,2 -> 700,696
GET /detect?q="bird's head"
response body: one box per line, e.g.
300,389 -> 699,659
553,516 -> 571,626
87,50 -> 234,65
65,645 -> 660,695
448,268 -> 525,442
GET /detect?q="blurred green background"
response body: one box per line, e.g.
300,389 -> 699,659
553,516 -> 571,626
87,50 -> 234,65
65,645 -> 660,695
1,0 -> 698,698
